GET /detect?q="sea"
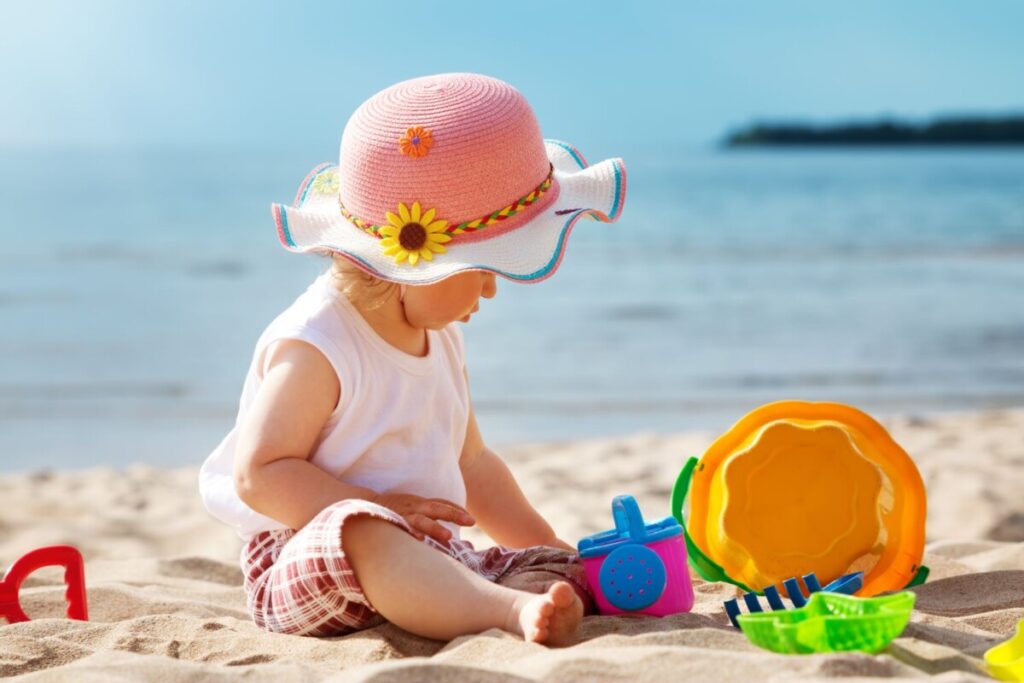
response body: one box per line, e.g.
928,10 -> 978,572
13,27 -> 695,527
2,146 -> 1023,472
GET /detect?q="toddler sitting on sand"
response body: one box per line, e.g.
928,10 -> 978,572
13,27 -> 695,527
199,73 -> 627,644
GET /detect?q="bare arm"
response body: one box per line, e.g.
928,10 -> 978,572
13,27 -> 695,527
234,339 -> 474,540
460,394 -> 574,551
233,339 -> 374,530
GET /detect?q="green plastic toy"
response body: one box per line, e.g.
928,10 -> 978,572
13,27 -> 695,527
736,591 -> 915,655
986,618 -> 1024,681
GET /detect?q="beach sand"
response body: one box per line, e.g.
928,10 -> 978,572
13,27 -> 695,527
1,408 -> 1022,681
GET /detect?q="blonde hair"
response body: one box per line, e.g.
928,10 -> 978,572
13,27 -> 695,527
329,254 -> 399,310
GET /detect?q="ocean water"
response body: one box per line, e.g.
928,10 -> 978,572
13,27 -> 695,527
2,146 -> 1023,472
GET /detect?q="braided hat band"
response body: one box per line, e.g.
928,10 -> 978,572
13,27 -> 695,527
339,165 -> 554,240
334,165 -> 555,266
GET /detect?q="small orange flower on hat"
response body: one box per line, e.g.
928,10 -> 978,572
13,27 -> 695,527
399,126 -> 433,158
380,201 -> 452,265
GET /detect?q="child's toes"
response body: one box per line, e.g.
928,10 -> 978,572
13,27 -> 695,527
549,582 -> 575,608
514,582 -> 583,646
543,583 -> 583,647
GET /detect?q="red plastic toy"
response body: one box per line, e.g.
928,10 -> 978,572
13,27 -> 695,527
0,545 -> 88,624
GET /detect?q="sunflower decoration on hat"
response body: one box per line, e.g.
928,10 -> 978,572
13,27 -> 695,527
380,201 -> 451,265
272,73 -> 627,284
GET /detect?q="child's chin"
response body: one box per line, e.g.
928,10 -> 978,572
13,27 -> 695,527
423,318 -> 462,329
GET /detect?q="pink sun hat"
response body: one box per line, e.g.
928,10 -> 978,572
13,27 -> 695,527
273,72 -> 627,284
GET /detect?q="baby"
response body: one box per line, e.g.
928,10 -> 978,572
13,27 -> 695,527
199,73 -> 627,645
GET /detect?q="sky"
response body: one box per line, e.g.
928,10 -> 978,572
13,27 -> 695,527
1,0 -> 1023,154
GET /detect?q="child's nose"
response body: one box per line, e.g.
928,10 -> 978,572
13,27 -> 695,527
481,273 -> 497,299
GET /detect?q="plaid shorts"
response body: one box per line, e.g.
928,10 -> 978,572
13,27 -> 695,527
241,499 -> 591,637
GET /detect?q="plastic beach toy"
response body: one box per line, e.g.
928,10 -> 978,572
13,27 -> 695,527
737,591 -> 915,655
672,401 -> 928,597
986,618 -> 1024,681
578,495 -> 694,617
0,545 -> 88,624
725,571 -> 864,628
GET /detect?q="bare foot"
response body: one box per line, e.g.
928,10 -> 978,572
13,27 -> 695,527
507,582 -> 583,647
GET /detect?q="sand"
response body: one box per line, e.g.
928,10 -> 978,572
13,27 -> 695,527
1,408 -> 1022,681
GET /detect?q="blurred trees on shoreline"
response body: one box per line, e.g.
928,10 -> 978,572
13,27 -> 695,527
725,115 -> 1024,146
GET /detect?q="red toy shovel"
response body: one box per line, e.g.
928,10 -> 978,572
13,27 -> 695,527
0,545 -> 88,624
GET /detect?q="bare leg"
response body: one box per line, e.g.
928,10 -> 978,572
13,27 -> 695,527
342,517 -> 582,645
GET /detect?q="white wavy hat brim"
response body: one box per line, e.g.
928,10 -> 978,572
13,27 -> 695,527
272,140 -> 627,284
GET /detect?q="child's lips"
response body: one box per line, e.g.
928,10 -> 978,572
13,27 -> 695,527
460,305 -> 480,323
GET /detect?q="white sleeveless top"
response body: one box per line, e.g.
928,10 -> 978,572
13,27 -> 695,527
199,270 -> 470,541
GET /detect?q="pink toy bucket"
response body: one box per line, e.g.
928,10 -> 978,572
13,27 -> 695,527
578,495 -> 694,617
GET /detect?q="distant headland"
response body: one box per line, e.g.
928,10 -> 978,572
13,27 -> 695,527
724,115 -> 1024,146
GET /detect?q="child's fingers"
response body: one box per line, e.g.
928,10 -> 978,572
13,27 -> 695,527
424,497 -> 470,515
408,513 -> 452,543
418,500 -> 475,526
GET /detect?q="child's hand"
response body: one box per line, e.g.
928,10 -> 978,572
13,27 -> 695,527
371,493 -> 475,544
